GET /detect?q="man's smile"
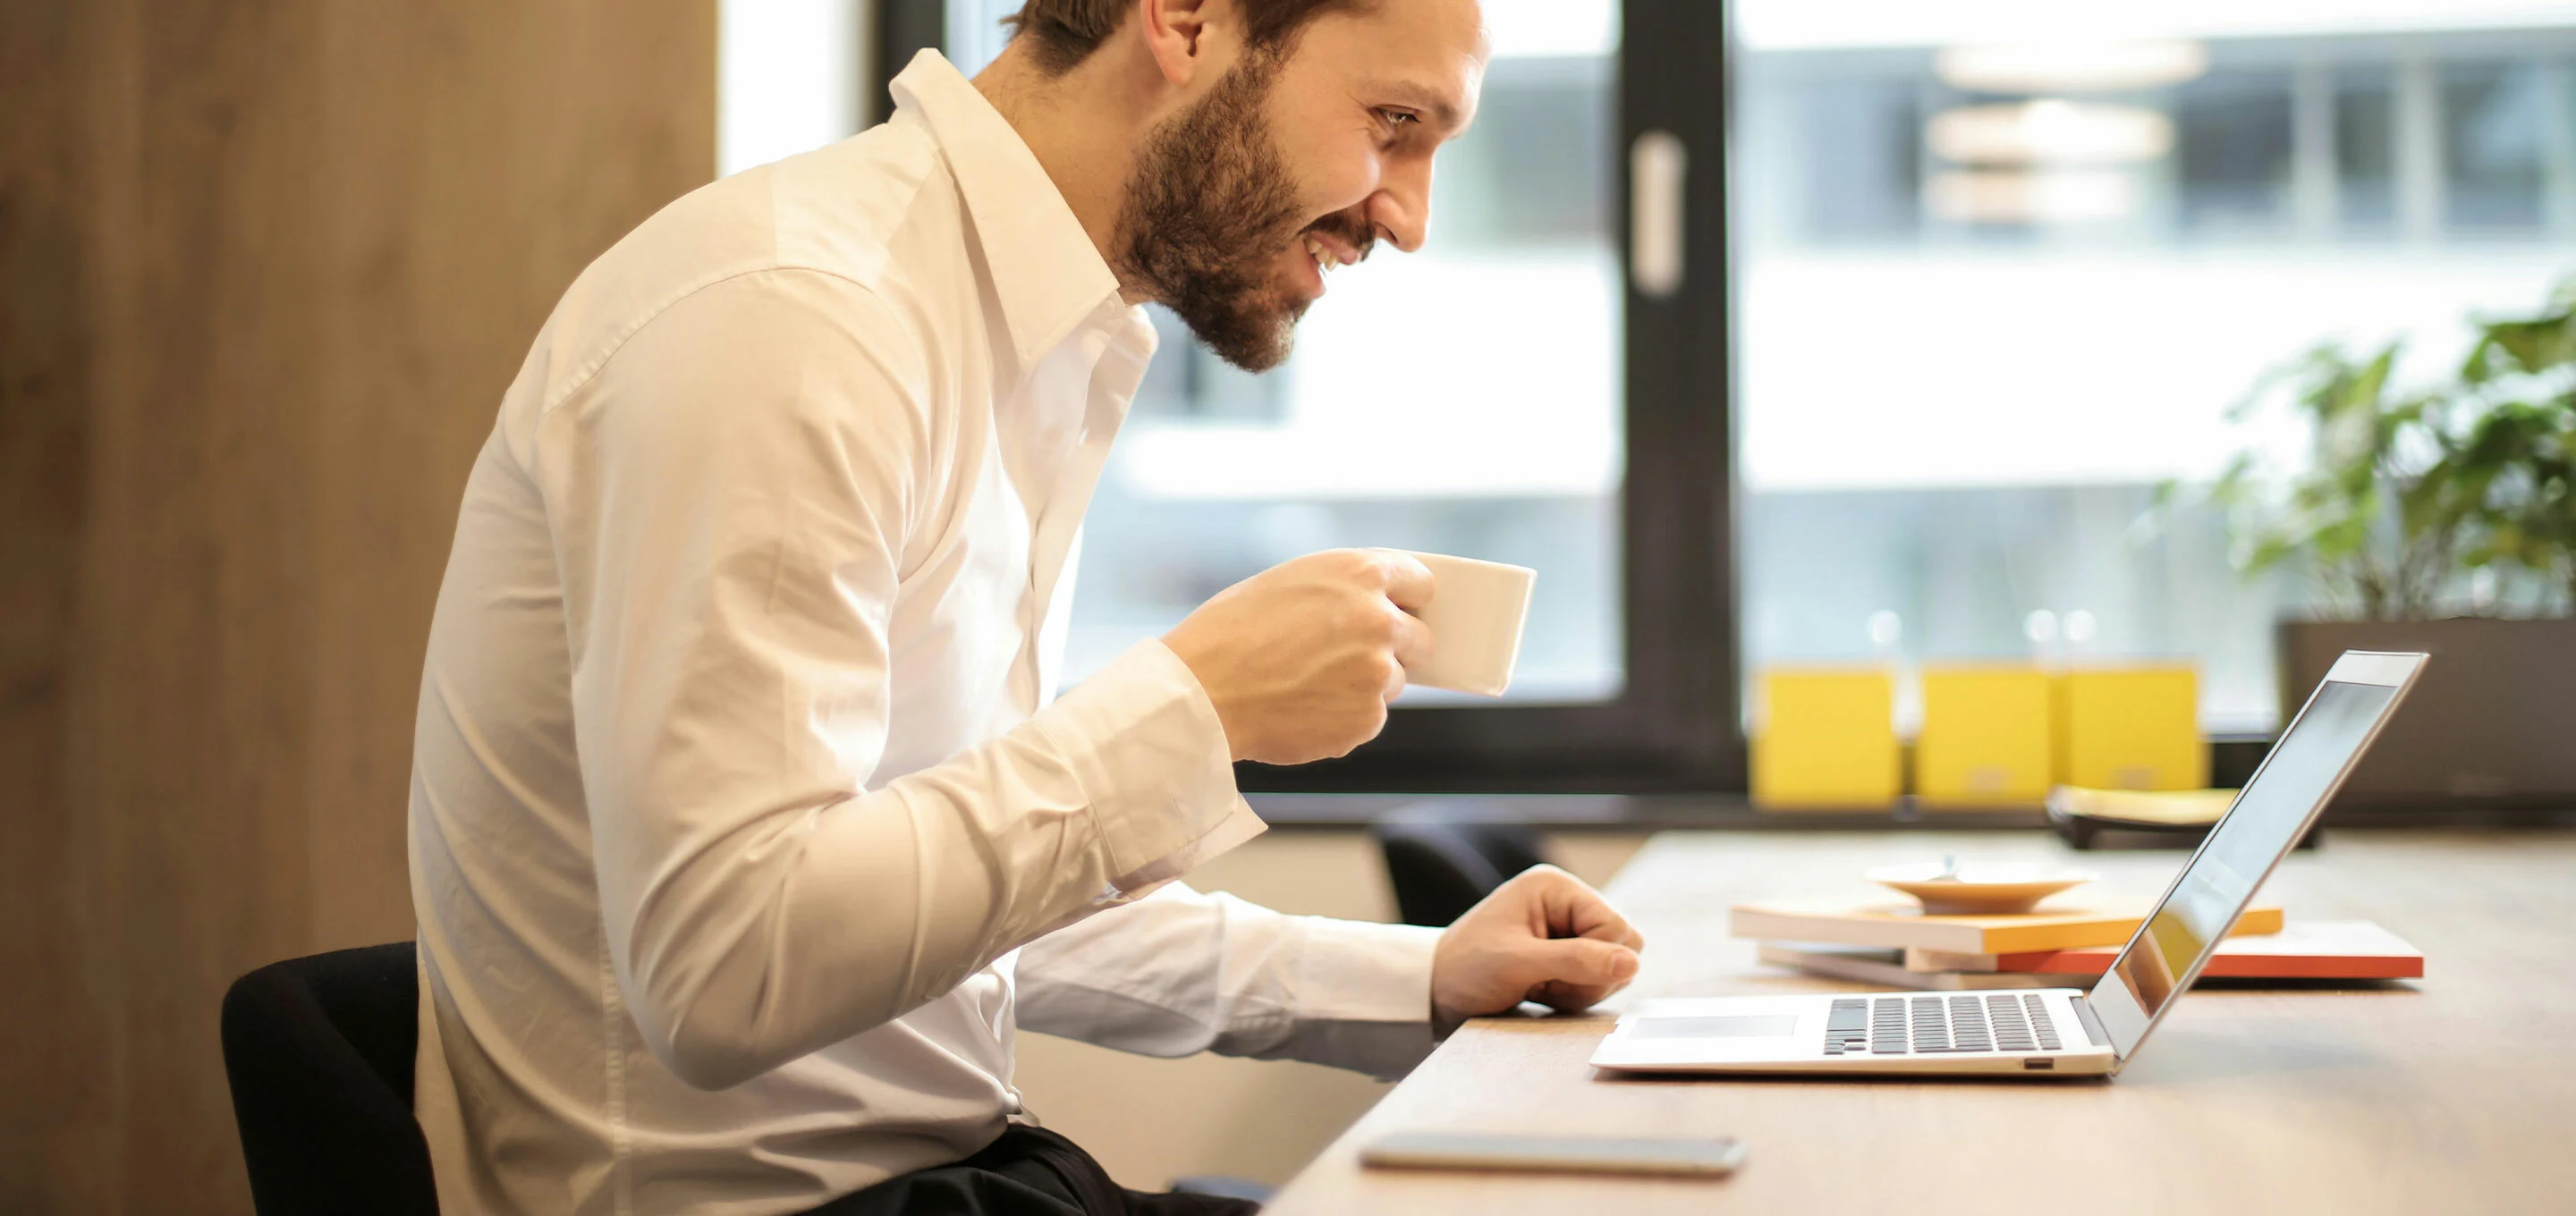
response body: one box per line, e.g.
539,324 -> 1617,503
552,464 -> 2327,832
1290,224 -> 1372,300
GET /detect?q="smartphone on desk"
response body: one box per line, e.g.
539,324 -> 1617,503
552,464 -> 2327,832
1359,1131 -> 1745,1178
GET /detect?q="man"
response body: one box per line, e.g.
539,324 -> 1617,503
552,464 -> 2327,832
408,1 -> 1644,1212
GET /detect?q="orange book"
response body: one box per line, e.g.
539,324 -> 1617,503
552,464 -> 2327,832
1905,920 -> 2421,979
1728,899 -> 2284,955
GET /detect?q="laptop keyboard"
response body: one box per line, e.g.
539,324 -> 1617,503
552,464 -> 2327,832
1822,993 -> 2065,1056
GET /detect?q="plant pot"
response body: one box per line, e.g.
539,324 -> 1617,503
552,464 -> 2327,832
2276,616 -> 2576,814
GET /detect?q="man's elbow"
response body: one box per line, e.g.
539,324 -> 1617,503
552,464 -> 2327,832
611,943 -> 781,1090
614,864 -> 946,1088
650,1021 -> 781,1092
631,969 -> 910,1092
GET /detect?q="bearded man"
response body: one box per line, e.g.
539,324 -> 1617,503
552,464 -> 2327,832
406,2 -> 1644,1212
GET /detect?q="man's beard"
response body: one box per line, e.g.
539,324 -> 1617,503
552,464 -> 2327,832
1114,54 -> 1363,372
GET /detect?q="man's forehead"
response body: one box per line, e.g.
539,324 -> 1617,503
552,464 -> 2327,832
1316,0 -> 1489,131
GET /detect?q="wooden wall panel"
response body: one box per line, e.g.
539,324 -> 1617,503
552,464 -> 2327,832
300,3 -> 717,951
1,3 -> 714,1212
1,2 -> 110,1210
80,8 -> 334,1203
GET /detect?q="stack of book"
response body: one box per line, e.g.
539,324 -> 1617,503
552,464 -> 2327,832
1733,899 -> 2423,991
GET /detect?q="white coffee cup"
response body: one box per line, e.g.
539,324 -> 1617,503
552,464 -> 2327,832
1385,550 -> 1537,697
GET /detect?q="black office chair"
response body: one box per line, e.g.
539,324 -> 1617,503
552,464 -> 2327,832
221,942 -> 440,1216
1371,802 -> 1555,927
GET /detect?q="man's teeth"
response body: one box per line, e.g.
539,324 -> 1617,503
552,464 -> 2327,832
1303,236 -> 1342,274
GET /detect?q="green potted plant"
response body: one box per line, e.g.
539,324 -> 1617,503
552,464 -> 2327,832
2205,280 -> 2576,812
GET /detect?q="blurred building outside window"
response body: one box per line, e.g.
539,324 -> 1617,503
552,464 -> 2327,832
1734,0 -> 2576,733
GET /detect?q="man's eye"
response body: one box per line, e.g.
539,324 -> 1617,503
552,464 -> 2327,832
1377,108 -> 1419,129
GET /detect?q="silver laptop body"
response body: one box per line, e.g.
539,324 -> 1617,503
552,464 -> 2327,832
1589,651 -> 2428,1079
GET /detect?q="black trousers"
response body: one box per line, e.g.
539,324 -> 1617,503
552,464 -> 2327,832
799,1126 -> 1260,1216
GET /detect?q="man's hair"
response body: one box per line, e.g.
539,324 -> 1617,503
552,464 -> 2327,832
1004,0 -> 1372,75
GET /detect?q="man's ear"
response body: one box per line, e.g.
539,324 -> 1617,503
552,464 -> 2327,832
1135,0 -> 1234,88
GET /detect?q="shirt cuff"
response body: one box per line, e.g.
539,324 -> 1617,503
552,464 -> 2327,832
1031,638 -> 1267,895
1285,916 -> 1445,1078
1294,916 -> 1443,1023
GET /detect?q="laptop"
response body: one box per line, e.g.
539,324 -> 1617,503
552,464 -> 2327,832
1590,650 -> 2428,1079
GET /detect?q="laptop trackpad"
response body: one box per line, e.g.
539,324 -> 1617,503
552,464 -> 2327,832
1631,1015 -> 1797,1039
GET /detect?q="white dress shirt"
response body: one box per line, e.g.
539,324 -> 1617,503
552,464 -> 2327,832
407,50 -> 1441,1216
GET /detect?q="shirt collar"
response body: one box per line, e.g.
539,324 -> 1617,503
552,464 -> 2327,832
889,50 -> 1128,375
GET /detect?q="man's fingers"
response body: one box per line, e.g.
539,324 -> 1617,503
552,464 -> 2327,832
1588,895 -> 1644,950
1530,979 -> 1620,1013
1530,936 -> 1639,992
1560,890 -> 1645,951
1389,609 -> 1434,676
1516,866 -> 1647,952
1523,934 -> 1641,1013
1368,549 -> 1436,612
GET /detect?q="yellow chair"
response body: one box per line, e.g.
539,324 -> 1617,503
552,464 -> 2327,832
1750,669 -> 1900,810
2055,665 -> 2207,791
1917,665 -> 2055,808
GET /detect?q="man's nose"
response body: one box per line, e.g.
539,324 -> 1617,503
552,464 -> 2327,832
1365,158 -> 1434,254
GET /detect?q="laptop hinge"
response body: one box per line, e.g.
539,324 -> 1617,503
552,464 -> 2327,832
2070,994 -> 2112,1049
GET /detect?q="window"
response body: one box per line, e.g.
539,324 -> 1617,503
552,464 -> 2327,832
718,0 -> 870,177
2445,61 -> 2554,232
2335,67 -> 2399,232
724,3 -> 2576,791
2176,70 -> 2294,234
1733,3 -> 2576,736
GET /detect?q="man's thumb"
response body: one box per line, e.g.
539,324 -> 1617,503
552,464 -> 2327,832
1539,936 -> 1640,984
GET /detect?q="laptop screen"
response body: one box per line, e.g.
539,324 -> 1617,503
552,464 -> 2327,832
2086,663 -> 2413,1059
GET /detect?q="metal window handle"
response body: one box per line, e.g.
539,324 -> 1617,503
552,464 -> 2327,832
1631,130 -> 1687,299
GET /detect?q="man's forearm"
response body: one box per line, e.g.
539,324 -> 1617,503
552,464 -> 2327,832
1016,884 -> 1444,1080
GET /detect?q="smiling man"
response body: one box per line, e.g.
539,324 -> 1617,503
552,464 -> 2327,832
407,2 -> 1642,1214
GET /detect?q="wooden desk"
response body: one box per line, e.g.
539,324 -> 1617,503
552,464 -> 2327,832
1265,830 -> 2576,1215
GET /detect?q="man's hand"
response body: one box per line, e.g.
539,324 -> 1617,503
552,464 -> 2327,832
1430,866 -> 1644,1034
1162,549 -> 1434,766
